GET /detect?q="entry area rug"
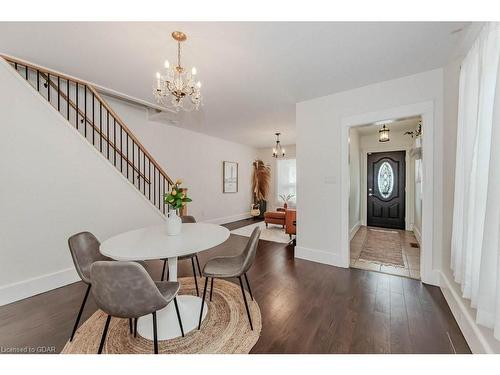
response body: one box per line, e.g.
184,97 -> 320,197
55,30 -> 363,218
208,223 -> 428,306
359,228 -> 405,267
231,221 -> 290,243
62,277 -> 261,354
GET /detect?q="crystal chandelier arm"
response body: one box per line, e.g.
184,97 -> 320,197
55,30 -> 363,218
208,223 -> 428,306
165,80 -> 174,92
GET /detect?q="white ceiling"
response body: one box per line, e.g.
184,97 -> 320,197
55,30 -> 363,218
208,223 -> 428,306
0,22 -> 469,147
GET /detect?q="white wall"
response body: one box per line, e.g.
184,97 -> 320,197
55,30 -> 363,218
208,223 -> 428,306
103,96 -> 258,224
256,145 -> 296,211
296,68 -> 443,277
348,130 -> 361,238
0,58 -> 165,305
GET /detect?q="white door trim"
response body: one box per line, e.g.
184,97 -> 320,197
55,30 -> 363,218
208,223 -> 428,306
341,101 -> 436,285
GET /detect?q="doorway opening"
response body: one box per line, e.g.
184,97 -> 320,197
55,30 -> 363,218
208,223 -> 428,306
348,117 -> 422,279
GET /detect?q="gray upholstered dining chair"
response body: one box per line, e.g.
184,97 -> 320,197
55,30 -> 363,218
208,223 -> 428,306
91,261 -> 184,354
67,232 -> 121,342
161,215 -> 203,295
68,231 -> 147,341
198,227 -> 260,331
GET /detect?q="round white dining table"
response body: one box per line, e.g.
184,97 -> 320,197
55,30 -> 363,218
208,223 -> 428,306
100,222 -> 230,340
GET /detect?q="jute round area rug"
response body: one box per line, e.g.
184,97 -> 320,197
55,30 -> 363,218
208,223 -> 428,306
61,277 -> 261,354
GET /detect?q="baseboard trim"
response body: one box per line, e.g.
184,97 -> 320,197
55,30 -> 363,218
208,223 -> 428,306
295,246 -> 348,268
0,267 -> 79,307
204,212 -> 253,225
439,270 -> 496,353
413,225 -> 422,245
349,221 -> 361,241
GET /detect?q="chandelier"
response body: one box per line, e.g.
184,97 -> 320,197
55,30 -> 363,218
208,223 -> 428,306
272,133 -> 286,158
154,31 -> 202,112
378,124 -> 390,142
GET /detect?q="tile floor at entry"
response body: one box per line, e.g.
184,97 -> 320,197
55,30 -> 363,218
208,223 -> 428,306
350,226 -> 420,279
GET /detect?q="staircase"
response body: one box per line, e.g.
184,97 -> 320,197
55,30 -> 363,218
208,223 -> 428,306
2,55 -> 173,215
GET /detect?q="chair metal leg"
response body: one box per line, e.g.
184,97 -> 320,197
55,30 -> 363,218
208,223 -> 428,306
134,318 -> 138,338
198,277 -> 209,330
191,257 -> 199,296
244,273 -> 254,301
152,312 -> 158,354
129,318 -> 133,334
238,276 -> 253,330
161,259 -> 167,281
173,297 -> 185,337
195,255 -> 202,276
209,277 -> 214,301
70,283 -> 91,341
98,315 -> 111,354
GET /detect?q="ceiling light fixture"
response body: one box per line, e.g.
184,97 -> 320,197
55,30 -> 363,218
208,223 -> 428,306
379,124 -> 390,142
154,31 -> 202,112
272,133 -> 286,158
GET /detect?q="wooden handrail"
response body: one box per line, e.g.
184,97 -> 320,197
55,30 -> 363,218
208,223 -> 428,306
1,54 -> 174,185
39,72 -> 151,185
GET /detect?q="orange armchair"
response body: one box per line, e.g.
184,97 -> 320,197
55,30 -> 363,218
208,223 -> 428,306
285,209 -> 296,239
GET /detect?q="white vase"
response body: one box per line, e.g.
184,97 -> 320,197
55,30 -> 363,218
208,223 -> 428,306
166,209 -> 182,236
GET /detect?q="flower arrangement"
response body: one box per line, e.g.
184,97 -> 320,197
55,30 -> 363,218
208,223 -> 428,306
279,193 -> 295,203
279,193 -> 295,209
164,179 -> 192,211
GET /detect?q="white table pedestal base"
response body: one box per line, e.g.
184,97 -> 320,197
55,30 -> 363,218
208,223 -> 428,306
137,295 -> 208,340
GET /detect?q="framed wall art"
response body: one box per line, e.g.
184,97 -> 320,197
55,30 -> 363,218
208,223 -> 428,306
223,161 -> 238,193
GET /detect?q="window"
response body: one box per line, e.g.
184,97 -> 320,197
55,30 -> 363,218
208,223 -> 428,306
377,162 -> 394,198
277,159 -> 296,207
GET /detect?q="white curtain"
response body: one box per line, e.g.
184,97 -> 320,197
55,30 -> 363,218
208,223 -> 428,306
276,158 -> 297,207
451,22 -> 500,340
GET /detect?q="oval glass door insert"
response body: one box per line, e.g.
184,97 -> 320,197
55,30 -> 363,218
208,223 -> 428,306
377,161 -> 394,198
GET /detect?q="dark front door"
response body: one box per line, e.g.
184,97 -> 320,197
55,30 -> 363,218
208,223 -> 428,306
367,151 -> 405,229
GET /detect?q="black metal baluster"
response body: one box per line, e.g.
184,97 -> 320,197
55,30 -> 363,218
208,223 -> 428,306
37,70 -> 40,91
25,65 -> 28,80
57,77 -> 61,112
126,134 -> 129,179
162,177 -> 165,214
149,159 -> 151,200
92,92 -> 95,145
75,83 -> 78,130
99,103 -> 102,152
113,119 -> 117,166
107,112 -> 110,160
84,86 -> 87,137
66,80 -> 70,120
120,127 -> 123,173
47,73 -> 50,102
143,151 -> 146,194
154,168 -> 156,206
132,140 -> 135,185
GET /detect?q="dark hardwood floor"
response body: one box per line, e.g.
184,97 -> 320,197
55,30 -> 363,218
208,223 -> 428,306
0,218 -> 470,354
